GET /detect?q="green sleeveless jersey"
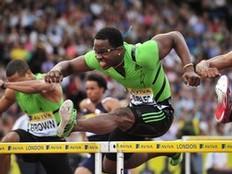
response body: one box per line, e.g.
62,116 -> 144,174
15,74 -> 63,136
84,40 -> 171,104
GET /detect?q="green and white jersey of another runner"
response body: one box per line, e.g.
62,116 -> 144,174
84,40 -> 171,105
15,74 -> 63,137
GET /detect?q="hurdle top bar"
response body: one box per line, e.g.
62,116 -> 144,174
182,136 -> 232,140
1,140 -> 232,154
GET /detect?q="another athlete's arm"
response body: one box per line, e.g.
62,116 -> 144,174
0,79 -> 57,93
208,51 -> 232,70
0,89 -> 15,113
196,51 -> 232,78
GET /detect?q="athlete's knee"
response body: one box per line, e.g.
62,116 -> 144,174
75,167 -> 92,174
112,108 -> 135,131
103,158 -> 116,174
1,131 -> 20,142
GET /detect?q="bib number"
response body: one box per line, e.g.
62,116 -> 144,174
128,88 -> 154,105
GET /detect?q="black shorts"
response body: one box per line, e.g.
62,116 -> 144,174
127,100 -> 174,137
106,99 -> 174,161
14,129 -> 72,174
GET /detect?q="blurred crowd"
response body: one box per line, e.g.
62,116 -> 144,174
0,0 -> 232,173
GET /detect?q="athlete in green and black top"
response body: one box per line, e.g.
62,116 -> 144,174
0,60 -> 76,174
45,27 -> 201,173
85,40 -> 171,105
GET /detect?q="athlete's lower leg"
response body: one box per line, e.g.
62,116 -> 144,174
123,153 -> 178,169
102,152 -> 181,172
0,132 -> 20,174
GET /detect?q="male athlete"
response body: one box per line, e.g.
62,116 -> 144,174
0,60 -> 76,174
45,27 -> 200,173
196,51 -> 232,123
75,73 -> 129,174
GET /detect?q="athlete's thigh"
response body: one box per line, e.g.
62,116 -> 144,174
112,107 -> 135,131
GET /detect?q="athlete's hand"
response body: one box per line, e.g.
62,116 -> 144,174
45,70 -> 63,83
83,100 -> 96,113
196,60 -> 221,78
182,70 -> 200,87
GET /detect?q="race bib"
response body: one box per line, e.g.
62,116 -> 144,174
28,112 -> 58,137
127,88 -> 154,105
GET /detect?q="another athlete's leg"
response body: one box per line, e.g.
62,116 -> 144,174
0,132 -> 20,174
215,75 -> 232,123
75,155 -> 95,174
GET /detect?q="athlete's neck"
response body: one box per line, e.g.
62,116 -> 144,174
114,59 -> 124,69
114,59 -> 125,77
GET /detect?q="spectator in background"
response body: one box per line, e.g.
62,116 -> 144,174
75,73 -> 126,174
65,75 -> 86,110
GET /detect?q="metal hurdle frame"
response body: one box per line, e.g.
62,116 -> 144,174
182,136 -> 232,174
1,140 -> 232,174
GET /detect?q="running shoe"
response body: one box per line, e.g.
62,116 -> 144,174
57,99 -> 77,137
215,75 -> 232,123
169,153 -> 183,166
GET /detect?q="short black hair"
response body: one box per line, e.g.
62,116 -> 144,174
6,60 -> 30,77
95,27 -> 123,48
86,73 -> 107,91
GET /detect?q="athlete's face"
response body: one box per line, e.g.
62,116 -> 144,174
86,80 -> 104,103
93,39 -> 123,69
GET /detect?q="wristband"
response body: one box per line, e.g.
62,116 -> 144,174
183,63 -> 194,70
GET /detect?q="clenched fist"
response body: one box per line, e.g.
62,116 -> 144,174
182,71 -> 200,87
45,70 -> 63,83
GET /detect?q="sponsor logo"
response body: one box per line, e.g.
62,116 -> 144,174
25,145 -> 44,151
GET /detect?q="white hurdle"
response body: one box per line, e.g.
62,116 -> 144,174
1,140 -> 232,174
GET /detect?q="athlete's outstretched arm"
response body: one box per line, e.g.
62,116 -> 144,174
208,51 -> 232,70
45,56 -> 92,83
0,79 -> 57,93
196,51 -> 232,78
152,31 -> 200,86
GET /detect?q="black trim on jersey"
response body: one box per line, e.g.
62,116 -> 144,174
152,63 -> 161,85
154,77 -> 166,101
52,108 -> 59,114
131,47 -> 136,62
